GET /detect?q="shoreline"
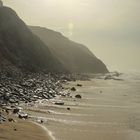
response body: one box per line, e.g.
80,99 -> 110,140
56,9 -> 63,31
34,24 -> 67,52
34,122 -> 56,140
0,120 -> 50,140
0,72 -> 127,140
0,73 -> 89,140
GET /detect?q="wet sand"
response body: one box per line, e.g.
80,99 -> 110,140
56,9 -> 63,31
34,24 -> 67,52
0,121 -> 49,140
27,77 -> 140,140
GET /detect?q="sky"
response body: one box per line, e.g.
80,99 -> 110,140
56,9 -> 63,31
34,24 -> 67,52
3,0 -> 140,72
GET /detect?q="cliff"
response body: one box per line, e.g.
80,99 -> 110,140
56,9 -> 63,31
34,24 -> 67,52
30,26 -> 109,73
0,7 -> 66,73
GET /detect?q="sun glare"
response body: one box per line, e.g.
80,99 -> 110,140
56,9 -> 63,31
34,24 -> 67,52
68,22 -> 74,37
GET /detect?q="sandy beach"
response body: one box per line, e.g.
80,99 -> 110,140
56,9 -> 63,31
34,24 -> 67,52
1,73 -> 140,140
25,74 -> 140,140
0,120 -> 49,140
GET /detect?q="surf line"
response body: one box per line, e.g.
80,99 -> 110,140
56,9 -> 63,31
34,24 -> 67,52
33,122 -> 57,140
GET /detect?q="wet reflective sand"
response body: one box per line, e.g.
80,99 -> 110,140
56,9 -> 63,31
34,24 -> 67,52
29,77 -> 140,140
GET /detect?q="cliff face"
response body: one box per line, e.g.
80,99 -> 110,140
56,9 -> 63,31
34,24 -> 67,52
30,26 -> 109,73
0,7 -> 66,73
0,6 -> 108,74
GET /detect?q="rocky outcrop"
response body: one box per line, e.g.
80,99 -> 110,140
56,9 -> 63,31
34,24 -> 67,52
30,26 -> 109,73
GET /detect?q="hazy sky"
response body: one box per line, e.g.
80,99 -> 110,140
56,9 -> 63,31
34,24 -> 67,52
4,0 -> 140,72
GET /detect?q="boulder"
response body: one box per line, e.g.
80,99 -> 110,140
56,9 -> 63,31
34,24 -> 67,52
75,94 -> 82,99
8,118 -> 15,122
67,107 -> 70,111
18,112 -> 28,119
77,84 -> 82,87
13,108 -> 20,114
55,101 -> 64,105
71,87 -> 76,91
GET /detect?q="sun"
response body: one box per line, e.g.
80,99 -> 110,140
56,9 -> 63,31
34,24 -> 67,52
68,22 -> 74,37
68,23 -> 74,30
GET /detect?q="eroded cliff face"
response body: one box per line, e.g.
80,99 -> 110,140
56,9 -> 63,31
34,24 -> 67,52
30,26 -> 109,73
0,6 -> 108,74
0,7 -> 66,73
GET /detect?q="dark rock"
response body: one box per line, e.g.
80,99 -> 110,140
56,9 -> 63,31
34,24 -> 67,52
41,120 -> 44,124
18,112 -> 28,119
9,98 -> 18,104
67,107 -> 70,110
71,87 -> 76,91
77,84 -> 82,87
13,108 -> 20,114
14,128 -> 17,131
8,118 -> 15,122
75,94 -> 82,99
55,102 -> 64,105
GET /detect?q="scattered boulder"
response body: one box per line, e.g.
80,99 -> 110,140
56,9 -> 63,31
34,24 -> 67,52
18,112 -> 28,119
75,94 -> 82,99
8,118 -> 15,122
41,119 -> 44,124
55,101 -> 64,105
14,128 -> 17,131
0,72 -> 88,108
77,84 -> 82,87
13,108 -> 20,114
71,87 -> 76,91
67,107 -> 70,111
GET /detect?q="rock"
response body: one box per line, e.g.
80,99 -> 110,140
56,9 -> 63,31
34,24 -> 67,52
9,98 -> 19,104
0,112 -> 6,123
41,119 -> 44,123
0,71 -> 89,107
8,118 -> 15,122
77,84 -> 82,87
18,112 -> 28,119
14,128 -> 17,131
71,87 -> 76,91
55,101 -> 64,105
38,119 -> 44,124
4,106 -> 12,111
75,94 -> 82,99
42,94 -> 49,99
13,108 -> 20,114
67,107 -> 70,110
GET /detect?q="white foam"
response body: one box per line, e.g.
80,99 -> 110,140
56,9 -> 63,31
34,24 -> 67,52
47,110 -> 94,117
33,122 -> 57,140
31,116 -> 127,127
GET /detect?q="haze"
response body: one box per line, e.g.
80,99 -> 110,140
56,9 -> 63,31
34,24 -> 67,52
4,0 -> 140,72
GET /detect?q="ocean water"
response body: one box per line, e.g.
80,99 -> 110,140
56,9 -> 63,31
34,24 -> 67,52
30,72 -> 140,140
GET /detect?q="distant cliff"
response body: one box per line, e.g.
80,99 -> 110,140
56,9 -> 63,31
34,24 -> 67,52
0,7 -> 66,73
30,26 -> 109,73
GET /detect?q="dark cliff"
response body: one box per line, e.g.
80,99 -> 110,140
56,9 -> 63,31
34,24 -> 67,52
30,26 -> 109,73
0,7 -> 66,73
